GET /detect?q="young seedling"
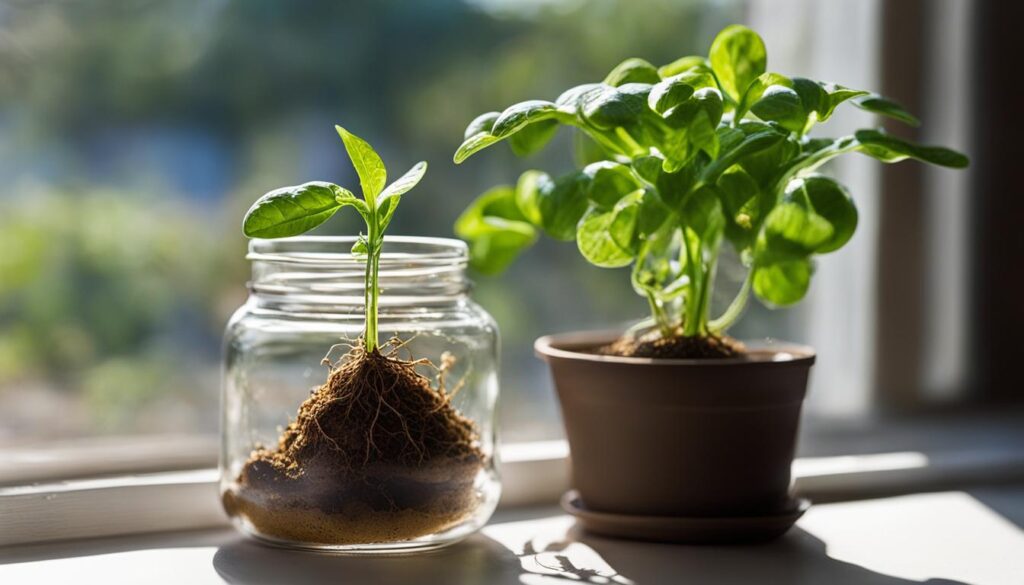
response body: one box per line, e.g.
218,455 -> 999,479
229,127 -> 484,545
243,126 -> 426,353
453,24 -> 968,357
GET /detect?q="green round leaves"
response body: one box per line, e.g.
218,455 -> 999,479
751,175 -> 857,306
581,83 -> 651,130
604,58 -> 661,87
454,100 -> 567,164
455,186 -> 538,275
577,194 -> 641,268
450,23 -> 970,337
709,25 -> 767,104
790,175 -> 858,253
753,259 -> 811,306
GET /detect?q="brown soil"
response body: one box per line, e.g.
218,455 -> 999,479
223,342 -> 485,546
599,331 -> 747,359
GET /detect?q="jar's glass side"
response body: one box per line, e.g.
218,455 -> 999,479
220,296 -> 500,552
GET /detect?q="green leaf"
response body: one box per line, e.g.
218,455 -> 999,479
687,92 -> 722,157
335,126 -> 387,199
454,132 -> 503,164
582,161 -> 640,208
648,70 -> 717,114
753,259 -> 812,306
581,84 -> 651,130
491,100 -> 561,138
351,236 -> 368,255
785,175 -> 857,253
751,84 -> 804,131
508,119 -> 559,156
758,201 -> 834,262
854,94 -> 920,126
454,185 -> 538,275
709,25 -> 767,103
716,166 -> 761,247
817,82 -> 868,121
736,72 -> 790,120
556,83 -> 606,115
515,170 -> 549,226
854,129 -> 969,168
637,187 -> 672,235
376,161 -> 427,231
680,186 -> 725,242
604,58 -> 661,87
701,127 -> 786,184
332,185 -> 371,217
741,76 -> 868,133
376,161 -> 427,206
242,181 -> 343,238
464,112 -> 499,139
577,204 -> 636,268
658,56 -> 710,78
537,171 -> 592,240
455,101 -> 568,163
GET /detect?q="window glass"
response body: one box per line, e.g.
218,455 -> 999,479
8,0 -> 879,447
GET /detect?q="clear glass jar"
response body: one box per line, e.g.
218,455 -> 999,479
220,236 -> 500,552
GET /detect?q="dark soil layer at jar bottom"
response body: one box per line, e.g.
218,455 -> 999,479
223,346 -> 485,545
599,331 -> 746,359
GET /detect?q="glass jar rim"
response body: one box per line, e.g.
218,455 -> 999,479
247,236 -> 468,267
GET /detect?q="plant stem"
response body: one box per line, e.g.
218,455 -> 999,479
681,230 -> 702,337
708,268 -> 752,334
695,245 -> 720,335
363,212 -> 380,353
645,291 -> 671,338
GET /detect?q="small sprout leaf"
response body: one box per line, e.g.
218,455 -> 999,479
243,181 -> 343,238
335,126 -> 387,199
377,161 -> 427,207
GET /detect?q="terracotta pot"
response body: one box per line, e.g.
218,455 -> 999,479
536,330 -> 815,518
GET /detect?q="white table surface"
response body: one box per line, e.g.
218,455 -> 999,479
2,489 -> 1022,585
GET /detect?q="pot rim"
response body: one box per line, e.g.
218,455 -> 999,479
535,329 -> 815,367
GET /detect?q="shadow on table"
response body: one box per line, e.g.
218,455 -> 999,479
212,522 -> 970,585
557,526 -> 970,585
212,533 -> 522,585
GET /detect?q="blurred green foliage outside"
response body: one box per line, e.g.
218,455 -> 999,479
0,0 -> 742,443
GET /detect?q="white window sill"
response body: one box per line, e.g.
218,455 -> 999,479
2,489 -> 1023,584
4,440 -> 1024,548
4,412 -> 1024,547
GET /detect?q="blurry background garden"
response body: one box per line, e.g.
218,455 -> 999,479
1,0 -> 1006,447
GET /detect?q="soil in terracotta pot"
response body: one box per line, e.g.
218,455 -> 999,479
599,330 -> 746,359
222,340 -> 485,545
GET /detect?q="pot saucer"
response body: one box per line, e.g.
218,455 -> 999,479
560,490 -> 810,544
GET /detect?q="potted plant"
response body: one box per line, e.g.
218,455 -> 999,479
453,25 -> 967,542
220,126 -> 501,552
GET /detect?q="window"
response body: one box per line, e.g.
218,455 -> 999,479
0,0 -> 1012,465
0,0 -> 744,449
